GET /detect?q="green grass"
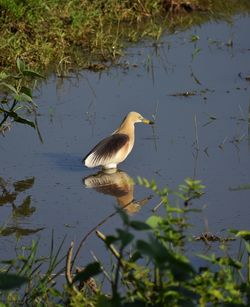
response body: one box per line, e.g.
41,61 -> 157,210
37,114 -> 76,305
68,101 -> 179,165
0,0 -> 250,74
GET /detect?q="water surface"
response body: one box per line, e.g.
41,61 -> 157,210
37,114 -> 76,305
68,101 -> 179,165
1,15 -> 250,264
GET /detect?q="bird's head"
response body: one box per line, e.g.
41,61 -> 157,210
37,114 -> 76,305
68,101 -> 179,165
128,111 -> 154,125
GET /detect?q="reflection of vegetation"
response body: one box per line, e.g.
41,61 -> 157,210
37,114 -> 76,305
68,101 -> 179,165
0,177 -> 35,207
0,59 -> 44,135
84,170 -> 150,215
0,0 -> 250,73
2,178 -> 250,305
0,176 -> 43,238
0,226 -> 43,237
229,184 -> 250,191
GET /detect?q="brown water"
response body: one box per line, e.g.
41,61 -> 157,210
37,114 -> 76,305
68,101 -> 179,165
1,15 -> 250,264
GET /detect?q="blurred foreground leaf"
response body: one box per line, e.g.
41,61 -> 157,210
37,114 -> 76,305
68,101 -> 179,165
0,273 -> 28,290
72,262 -> 101,284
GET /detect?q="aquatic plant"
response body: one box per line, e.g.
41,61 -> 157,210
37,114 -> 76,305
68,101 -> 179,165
0,59 -> 43,136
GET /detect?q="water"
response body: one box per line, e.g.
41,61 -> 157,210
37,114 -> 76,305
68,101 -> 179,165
1,15 -> 250,265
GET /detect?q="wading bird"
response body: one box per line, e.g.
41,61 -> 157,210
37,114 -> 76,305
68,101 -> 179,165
84,170 -> 151,214
83,111 -> 154,170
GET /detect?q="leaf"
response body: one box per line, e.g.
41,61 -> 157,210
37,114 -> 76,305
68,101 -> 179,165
13,115 -> 35,128
197,254 -> 216,263
167,207 -> 184,213
49,287 -> 62,298
191,71 -> 202,85
137,176 -> 143,185
0,109 -> 35,128
136,237 -> 194,279
146,216 -> 162,228
129,251 -> 141,262
13,196 -> 36,218
0,273 -> 28,290
137,177 -> 150,188
0,82 -> 18,94
190,35 -> 200,42
72,262 -> 101,283
0,226 -> 44,237
1,109 -> 35,128
209,289 -> 223,300
20,86 -> 32,99
244,242 -> 250,255
168,285 -> 199,300
229,229 -> 238,235
14,177 -> 35,192
0,259 -> 16,265
236,231 -> 250,241
217,256 -> 243,269
0,72 -> 9,80
136,239 -> 164,261
118,208 -> 129,226
227,258 -> 243,269
16,58 -> 26,73
34,115 -> 44,144
0,191 -> 17,205
117,229 -> 134,247
192,48 -> 201,60
22,70 -> 45,79
103,235 -> 117,246
14,93 -> 33,102
129,220 -> 151,231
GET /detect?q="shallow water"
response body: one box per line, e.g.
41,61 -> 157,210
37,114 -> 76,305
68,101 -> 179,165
1,15 -> 250,265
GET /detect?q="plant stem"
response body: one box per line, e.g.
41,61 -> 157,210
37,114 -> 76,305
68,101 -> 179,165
0,99 -> 17,127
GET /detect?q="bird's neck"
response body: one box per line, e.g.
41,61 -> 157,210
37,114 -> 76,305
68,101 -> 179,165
114,120 -> 135,138
114,119 -> 135,155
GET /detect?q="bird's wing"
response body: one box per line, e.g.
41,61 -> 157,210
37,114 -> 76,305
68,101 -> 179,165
84,171 -> 128,196
83,133 -> 129,167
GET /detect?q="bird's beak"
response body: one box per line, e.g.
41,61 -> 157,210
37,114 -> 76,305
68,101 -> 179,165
142,118 -> 154,125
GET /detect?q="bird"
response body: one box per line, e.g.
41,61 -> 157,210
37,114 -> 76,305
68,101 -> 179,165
84,170 -> 149,215
83,111 -> 154,170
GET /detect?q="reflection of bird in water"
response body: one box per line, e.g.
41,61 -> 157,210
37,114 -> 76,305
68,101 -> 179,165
84,170 -> 150,215
83,111 -> 154,170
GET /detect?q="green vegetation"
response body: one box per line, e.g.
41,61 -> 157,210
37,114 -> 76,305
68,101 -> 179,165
1,178 -> 250,306
0,236 -> 66,305
0,0 -> 250,74
0,59 -> 43,135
